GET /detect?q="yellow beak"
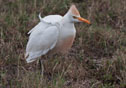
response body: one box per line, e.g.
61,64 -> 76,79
77,17 -> 91,24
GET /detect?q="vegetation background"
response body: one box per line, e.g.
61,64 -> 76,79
0,0 -> 126,88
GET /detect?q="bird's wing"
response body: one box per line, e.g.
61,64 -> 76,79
28,14 -> 62,34
42,15 -> 63,23
28,20 -> 51,35
26,26 -> 59,63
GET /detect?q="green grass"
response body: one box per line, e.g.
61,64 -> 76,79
0,0 -> 126,88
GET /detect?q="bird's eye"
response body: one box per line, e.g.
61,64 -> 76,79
73,16 -> 77,19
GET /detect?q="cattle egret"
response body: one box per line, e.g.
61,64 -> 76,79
25,4 -> 90,63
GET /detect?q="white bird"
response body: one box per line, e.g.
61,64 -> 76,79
25,4 -> 90,63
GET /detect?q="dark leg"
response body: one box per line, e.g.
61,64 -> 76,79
39,59 -> 44,76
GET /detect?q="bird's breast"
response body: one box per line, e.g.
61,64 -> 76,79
49,23 -> 76,54
56,23 -> 76,53
55,35 -> 75,53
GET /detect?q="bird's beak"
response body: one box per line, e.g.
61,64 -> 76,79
77,17 -> 91,24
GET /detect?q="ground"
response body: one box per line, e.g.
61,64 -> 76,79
0,0 -> 126,88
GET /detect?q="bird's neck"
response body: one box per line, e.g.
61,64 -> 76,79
60,17 -> 75,30
59,17 -> 76,38
59,13 -> 75,31
62,13 -> 72,23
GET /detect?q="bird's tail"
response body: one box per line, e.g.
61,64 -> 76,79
25,52 -> 29,59
26,58 -> 36,63
25,51 -> 42,63
25,52 -> 36,63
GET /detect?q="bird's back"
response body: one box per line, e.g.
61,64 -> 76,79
43,15 -> 63,23
28,15 -> 63,34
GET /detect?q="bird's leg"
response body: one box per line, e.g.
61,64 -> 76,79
39,59 -> 44,76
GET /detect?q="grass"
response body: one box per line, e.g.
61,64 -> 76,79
0,0 -> 126,88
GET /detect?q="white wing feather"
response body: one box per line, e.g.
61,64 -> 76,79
25,14 -> 62,63
43,15 -> 62,23
26,26 -> 59,63
28,21 -> 50,35
28,14 -> 62,34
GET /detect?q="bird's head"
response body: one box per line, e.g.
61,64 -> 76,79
66,4 -> 90,24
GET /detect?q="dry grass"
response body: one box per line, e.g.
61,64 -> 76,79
0,0 -> 126,88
